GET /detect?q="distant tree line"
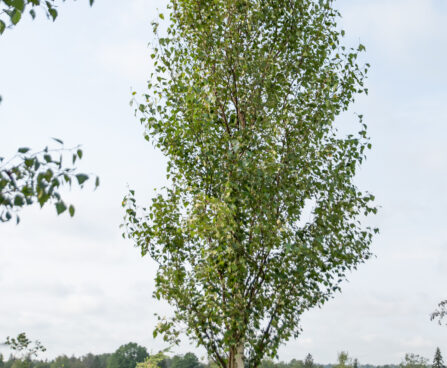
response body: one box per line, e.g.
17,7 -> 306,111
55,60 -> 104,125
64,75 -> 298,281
0,342 -> 207,368
0,339 -> 445,368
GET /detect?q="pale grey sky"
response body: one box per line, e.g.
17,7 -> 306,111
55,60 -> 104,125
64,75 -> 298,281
0,0 -> 446,365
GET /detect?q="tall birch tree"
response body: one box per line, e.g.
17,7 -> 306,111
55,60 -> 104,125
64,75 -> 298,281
124,1 -> 377,368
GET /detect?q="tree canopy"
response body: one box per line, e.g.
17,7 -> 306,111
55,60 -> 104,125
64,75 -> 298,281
170,354 -> 201,368
108,343 -> 149,368
124,0 -> 377,367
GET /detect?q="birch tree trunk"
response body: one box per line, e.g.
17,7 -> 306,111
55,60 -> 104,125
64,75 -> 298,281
228,342 -> 245,368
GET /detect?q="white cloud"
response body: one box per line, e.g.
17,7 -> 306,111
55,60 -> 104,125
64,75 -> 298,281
341,0 -> 447,61
95,41 -> 152,81
343,0 -> 441,40
401,336 -> 434,350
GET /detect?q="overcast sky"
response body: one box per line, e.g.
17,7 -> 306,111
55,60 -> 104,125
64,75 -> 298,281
0,0 -> 446,365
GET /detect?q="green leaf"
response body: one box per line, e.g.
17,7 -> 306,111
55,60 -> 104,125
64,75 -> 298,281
0,20 -> 6,35
52,137 -> 64,145
14,195 -> 24,206
48,7 -> 57,21
10,0 -> 25,11
55,201 -> 67,215
76,174 -> 89,185
11,9 -> 22,25
69,205 -> 75,217
18,147 -> 30,154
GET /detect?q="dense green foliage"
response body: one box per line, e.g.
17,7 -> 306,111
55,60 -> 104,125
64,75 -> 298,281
0,0 -> 94,34
0,353 -> 111,368
136,351 -> 170,368
108,343 -> 149,368
124,0 -> 376,367
168,353 -> 202,368
0,350 -> 206,368
0,141 -> 98,223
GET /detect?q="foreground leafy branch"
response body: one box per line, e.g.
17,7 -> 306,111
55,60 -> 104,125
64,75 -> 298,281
0,0 -> 94,35
0,139 -> 99,223
1,1 -> 98,222
431,300 -> 447,326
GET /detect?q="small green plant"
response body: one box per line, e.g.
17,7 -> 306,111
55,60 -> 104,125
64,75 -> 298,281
3,332 -> 46,367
